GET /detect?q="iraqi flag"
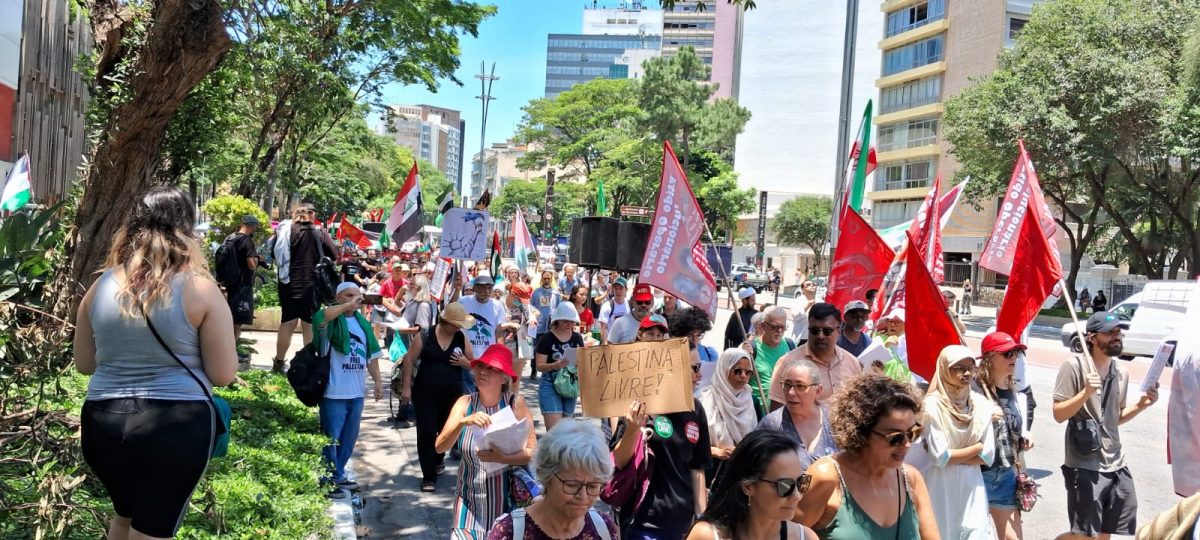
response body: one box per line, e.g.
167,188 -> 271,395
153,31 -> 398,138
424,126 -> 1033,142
1,155 -> 31,212
902,231 -> 962,381
825,205 -> 894,313
387,162 -> 423,243
995,200 -> 1063,341
639,141 -> 718,317
513,207 -> 536,277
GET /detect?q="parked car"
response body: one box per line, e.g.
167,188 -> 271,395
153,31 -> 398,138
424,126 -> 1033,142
1059,280 -> 1195,359
731,263 -> 770,292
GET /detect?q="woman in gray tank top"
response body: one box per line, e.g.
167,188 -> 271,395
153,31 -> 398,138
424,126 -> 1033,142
73,186 -> 237,539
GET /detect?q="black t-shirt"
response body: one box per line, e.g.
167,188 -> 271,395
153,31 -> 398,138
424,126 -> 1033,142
230,232 -> 257,286
341,260 -> 363,283
288,222 -> 337,286
614,399 -> 713,532
724,306 -> 757,349
534,331 -> 584,376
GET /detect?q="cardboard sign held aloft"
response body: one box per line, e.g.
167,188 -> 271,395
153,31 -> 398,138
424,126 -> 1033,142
577,338 -> 695,418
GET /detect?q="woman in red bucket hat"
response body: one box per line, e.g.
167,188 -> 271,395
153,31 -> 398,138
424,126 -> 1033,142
436,343 -> 537,538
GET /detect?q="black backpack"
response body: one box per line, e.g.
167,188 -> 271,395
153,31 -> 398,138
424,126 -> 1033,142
214,233 -> 245,288
286,332 -> 331,407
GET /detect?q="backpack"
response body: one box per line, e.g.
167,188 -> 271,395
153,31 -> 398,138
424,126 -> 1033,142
286,329 -> 331,407
214,233 -> 245,288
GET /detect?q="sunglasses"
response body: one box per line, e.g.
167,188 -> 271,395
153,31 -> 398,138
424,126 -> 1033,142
949,364 -> 977,375
808,327 -> 837,337
691,363 -> 701,374
995,350 -> 1020,359
730,368 -> 753,377
634,300 -> 653,306
872,423 -> 924,447
756,475 -> 812,497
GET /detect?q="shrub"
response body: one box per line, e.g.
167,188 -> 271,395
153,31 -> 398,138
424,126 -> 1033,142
202,195 -> 270,246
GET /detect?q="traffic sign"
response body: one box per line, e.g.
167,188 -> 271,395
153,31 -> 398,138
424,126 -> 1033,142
620,205 -> 653,217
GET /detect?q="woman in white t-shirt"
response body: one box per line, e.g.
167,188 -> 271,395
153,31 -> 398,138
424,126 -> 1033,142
313,282 -> 385,500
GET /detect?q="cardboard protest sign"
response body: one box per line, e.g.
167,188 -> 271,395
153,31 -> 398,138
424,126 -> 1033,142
429,258 -> 451,301
576,338 -> 695,418
439,208 -> 490,261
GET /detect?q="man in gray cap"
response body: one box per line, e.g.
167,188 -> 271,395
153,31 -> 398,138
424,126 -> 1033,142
837,300 -> 871,357
724,286 -> 759,349
220,215 -> 262,366
1052,311 -> 1159,540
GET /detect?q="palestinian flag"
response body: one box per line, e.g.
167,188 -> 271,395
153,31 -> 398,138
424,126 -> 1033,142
387,162 -> 423,243
1,155 -> 31,212
434,188 -> 454,227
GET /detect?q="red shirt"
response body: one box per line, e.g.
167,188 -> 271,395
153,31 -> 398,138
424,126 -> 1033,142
379,278 -> 407,300
578,305 -> 595,331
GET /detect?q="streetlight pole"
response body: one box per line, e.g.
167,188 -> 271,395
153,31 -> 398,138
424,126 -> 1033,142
474,61 -> 499,207
830,0 -> 860,255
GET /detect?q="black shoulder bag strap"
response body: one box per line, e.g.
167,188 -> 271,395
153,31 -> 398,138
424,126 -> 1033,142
139,304 -> 215,404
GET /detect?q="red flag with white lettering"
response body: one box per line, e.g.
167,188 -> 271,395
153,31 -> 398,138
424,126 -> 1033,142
639,141 -> 718,317
826,205 -> 895,313
996,201 -> 1063,342
980,140 -> 1060,276
906,174 -> 945,284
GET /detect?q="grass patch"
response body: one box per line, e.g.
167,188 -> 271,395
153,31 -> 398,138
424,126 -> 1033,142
1038,307 -> 1087,319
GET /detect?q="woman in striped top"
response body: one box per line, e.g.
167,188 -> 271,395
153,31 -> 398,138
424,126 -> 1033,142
437,344 -> 537,539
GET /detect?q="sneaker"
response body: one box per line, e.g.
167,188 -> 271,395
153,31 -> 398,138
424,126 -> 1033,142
337,479 -> 360,491
272,358 -> 286,374
436,463 -> 445,475
326,488 -> 349,500
420,480 -> 436,492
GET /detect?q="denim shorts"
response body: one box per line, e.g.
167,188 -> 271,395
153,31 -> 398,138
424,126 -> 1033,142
982,466 -> 1018,510
538,375 -> 576,416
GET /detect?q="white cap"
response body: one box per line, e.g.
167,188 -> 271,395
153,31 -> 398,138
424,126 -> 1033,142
737,287 -> 756,300
884,308 -> 906,322
336,282 -> 360,295
551,302 -> 581,324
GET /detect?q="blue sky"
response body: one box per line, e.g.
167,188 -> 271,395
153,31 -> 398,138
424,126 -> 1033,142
378,1 -> 586,192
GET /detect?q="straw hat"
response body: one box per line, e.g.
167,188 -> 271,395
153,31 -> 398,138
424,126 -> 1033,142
439,302 -> 476,329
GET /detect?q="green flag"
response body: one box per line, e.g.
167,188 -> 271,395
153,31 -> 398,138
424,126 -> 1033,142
596,179 -> 607,216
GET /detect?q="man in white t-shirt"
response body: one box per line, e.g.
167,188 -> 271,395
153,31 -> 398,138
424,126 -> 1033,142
608,283 -> 655,344
457,274 -> 508,393
598,276 -> 631,344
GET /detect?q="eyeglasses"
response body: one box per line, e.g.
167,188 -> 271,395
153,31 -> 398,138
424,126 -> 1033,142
808,327 -> 837,337
554,473 -> 605,496
763,322 -> 786,332
691,363 -> 701,374
756,475 -> 812,497
730,368 -> 753,377
872,423 -> 924,447
949,364 -> 977,375
780,381 -> 817,393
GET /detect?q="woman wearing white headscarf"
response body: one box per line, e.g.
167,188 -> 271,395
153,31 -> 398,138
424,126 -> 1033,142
700,348 -> 759,484
909,344 -> 997,539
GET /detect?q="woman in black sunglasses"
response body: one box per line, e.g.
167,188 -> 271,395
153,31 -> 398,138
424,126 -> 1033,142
976,332 -> 1033,540
686,430 -> 817,540
795,374 -> 940,539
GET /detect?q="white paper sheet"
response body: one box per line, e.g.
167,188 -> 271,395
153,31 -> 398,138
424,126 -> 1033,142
857,340 -> 893,370
478,407 -> 532,476
1142,341 -> 1176,393
563,347 -> 578,367
382,317 -> 410,331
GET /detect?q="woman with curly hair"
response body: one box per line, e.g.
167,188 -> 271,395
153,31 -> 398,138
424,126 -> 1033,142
794,374 -> 940,539
686,430 -> 818,540
669,306 -> 718,387
74,186 -> 238,539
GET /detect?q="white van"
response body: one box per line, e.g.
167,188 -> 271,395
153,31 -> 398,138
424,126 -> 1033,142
1060,281 -> 1195,358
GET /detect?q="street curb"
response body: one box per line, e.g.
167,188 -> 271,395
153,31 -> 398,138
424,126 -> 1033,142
328,499 -> 357,540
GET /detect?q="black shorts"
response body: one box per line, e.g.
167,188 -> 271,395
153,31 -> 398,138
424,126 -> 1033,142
1062,465 -> 1138,536
279,281 -> 316,323
227,284 -> 255,325
81,398 -> 215,538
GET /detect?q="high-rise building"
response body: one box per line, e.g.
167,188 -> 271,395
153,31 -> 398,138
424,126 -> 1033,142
868,0 -> 1042,283
469,140 -> 580,199
661,0 -> 740,99
544,33 -> 662,98
381,104 -> 466,192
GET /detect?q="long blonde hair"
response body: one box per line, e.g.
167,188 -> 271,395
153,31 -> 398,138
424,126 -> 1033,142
104,186 -> 211,318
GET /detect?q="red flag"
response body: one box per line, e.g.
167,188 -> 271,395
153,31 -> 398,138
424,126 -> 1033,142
906,174 -> 945,284
826,205 -> 894,312
339,216 -> 374,249
639,141 -> 718,316
996,201 -> 1064,342
980,140 -> 1060,276
903,232 -> 961,381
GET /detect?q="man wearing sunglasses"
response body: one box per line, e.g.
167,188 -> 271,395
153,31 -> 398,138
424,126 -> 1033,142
1052,311 -> 1159,540
607,283 -> 656,345
771,303 -> 861,407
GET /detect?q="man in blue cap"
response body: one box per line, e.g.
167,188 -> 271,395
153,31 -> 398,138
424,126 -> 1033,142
598,276 -> 631,344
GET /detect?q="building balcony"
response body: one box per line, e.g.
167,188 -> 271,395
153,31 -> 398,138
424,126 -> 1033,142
881,0 -> 926,13
876,61 -> 946,89
880,19 -> 949,51
875,143 -> 940,164
875,103 -> 944,126
868,186 -> 930,201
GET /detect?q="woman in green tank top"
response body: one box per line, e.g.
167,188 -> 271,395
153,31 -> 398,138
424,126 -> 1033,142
794,374 -> 942,539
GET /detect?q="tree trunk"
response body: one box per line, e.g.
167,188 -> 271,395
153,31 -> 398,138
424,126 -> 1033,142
60,0 -> 231,316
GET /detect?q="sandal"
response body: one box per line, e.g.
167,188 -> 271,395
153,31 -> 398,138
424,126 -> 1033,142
420,480 -> 435,492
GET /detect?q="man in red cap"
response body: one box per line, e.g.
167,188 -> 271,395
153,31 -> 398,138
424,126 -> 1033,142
607,282 -> 655,344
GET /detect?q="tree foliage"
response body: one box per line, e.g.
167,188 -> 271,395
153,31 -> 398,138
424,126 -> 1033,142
493,178 -> 588,237
772,196 -> 832,269
943,0 -> 1200,283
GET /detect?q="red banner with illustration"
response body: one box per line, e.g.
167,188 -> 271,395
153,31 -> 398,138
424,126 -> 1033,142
825,205 -> 894,313
639,141 -> 718,317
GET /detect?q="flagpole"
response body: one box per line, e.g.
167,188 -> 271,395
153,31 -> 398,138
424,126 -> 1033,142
702,220 -> 768,418
1058,278 -> 1095,366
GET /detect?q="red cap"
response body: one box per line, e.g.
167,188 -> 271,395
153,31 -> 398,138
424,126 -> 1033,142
471,343 -> 516,380
632,283 -> 654,302
982,332 -> 1027,355
638,314 -> 669,332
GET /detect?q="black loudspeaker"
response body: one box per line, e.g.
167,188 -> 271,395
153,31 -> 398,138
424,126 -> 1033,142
580,217 -> 619,268
616,221 -> 651,272
568,218 -> 584,264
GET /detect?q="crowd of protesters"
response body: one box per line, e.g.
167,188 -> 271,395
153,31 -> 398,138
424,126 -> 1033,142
72,187 -> 1193,540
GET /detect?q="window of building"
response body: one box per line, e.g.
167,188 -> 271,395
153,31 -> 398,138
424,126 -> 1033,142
882,35 -> 944,76
872,198 -> 924,229
877,118 -> 939,152
875,159 -> 936,192
879,75 -> 941,114
1006,16 -> 1028,44
885,0 -> 946,37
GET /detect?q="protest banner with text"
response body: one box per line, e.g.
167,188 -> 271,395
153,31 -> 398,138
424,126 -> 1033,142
576,338 -> 695,418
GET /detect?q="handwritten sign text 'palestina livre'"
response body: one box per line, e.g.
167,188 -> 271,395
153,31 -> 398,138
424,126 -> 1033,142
576,338 -> 694,418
